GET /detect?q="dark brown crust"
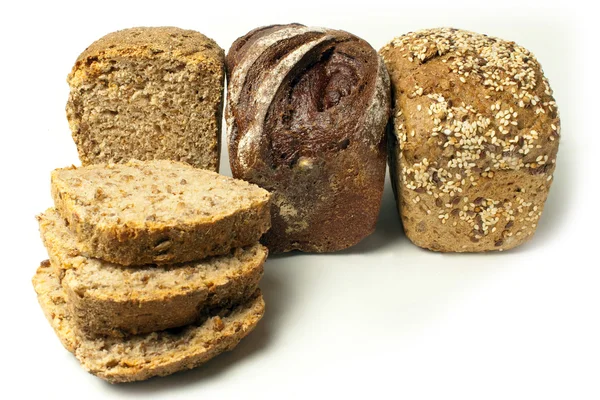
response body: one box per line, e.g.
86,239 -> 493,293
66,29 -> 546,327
226,24 -> 390,253
226,24 -> 303,71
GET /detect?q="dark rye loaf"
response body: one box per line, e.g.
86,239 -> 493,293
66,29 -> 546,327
380,28 -> 560,252
226,24 -> 390,253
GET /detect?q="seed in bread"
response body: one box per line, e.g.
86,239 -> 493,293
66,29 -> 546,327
379,28 -> 560,252
51,160 -> 271,265
38,208 -> 266,337
226,24 -> 390,253
32,261 -> 265,383
66,27 -> 224,170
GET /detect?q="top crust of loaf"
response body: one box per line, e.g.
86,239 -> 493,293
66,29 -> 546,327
51,160 -> 271,265
70,27 -> 224,80
380,28 -> 560,252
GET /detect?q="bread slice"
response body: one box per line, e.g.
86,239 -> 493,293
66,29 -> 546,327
66,26 -> 225,171
32,261 -> 265,383
51,159 -> 271,265
38,208 -> 266,337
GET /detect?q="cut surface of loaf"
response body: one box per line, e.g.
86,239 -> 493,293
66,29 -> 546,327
38,208 -> 266,337
67,26 -> 225,170
32,261 -> 265,383
226,24 -> 390,253
51,160 -> 271,265
380,28 -> 560,252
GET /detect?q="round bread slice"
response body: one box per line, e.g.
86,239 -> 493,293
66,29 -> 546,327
380,28 -> 560,252
50,159 -> 271,265
38,208 -> 266,337
32,261 -> 265,383
66,26 -> 225,171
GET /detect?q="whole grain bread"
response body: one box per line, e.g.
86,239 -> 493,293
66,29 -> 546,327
67,27 -> 224,170
32,261 -> 265,383
226,24 -> 390,253
38,208 -> 266,337
380,28 -> 560,252
51,160 -> 271,265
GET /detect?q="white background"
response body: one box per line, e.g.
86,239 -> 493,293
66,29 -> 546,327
1,1 -> 598,399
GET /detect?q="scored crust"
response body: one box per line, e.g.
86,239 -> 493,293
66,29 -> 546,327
226,24 -> 390,253
38,208 -> 266,337
32,261 -> 265,384
50,160 -> 271,265
380,28 -> 560,252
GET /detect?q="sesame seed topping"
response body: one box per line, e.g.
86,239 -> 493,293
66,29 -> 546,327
383,28 -> 560,242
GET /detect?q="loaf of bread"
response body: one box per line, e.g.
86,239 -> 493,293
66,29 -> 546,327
380,28 -> 560,252
51,160 -> 271,265
226,24 -> 390,253
67,27 -> 224,170
38,208 -> 266,337
32,261 -> 264,383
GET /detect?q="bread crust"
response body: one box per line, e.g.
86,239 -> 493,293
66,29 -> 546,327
50,160 -> 271,265
72,27 -> 224,68
226,24 -> 390,253
32,262 -> 265,383
380,28 -> 560,252
67,27 -> 225,170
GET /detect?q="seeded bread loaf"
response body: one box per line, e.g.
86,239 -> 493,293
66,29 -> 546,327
380,28 -> 560,252
38,208 -> 266,337
51,160 -> 271,265
32,261 -> 265,383
226,24 -> 390,253
66,27 -> 224,170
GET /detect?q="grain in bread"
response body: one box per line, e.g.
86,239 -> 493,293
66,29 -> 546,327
34,260 -> 80,353
51,159 -> 271,265
67,27 -> 224,170
379,28 -> 560,252
38,208 -> 266,337
226,24 -> 390,253
32,261 -> 265,383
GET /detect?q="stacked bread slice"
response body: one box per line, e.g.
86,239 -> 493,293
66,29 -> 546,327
33,160 -> 272,383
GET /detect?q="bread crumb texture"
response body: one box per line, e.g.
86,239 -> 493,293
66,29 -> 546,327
380,28 -> 560,252
38,207 -> 266,337
32,261 -> 265,383
67,27 -> 225,170
50,160 -> 271,265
